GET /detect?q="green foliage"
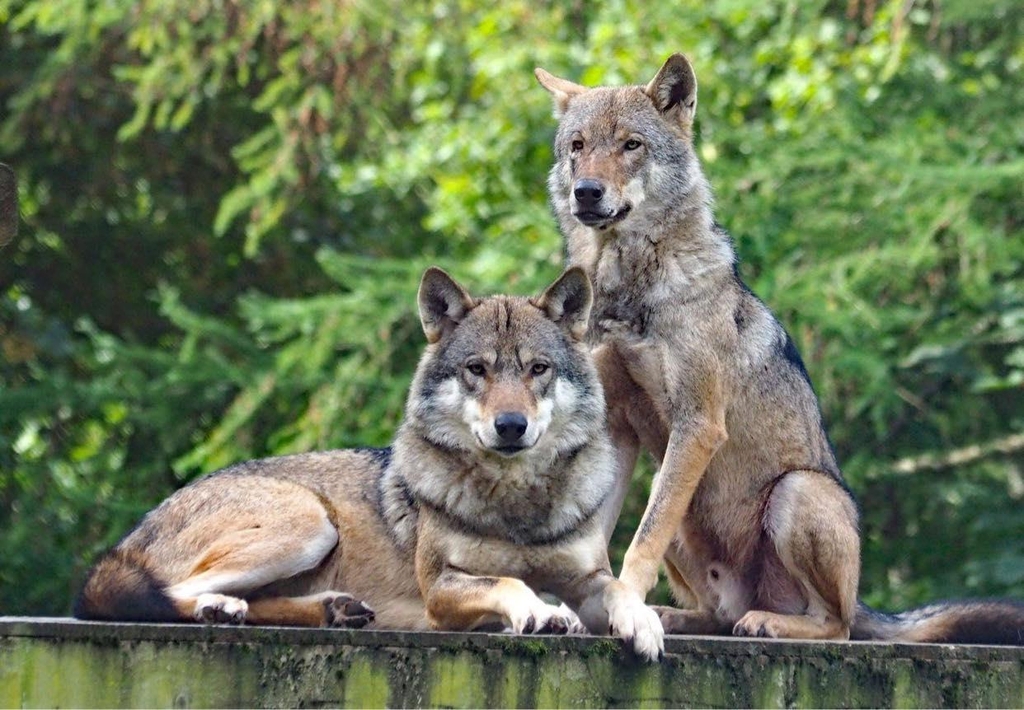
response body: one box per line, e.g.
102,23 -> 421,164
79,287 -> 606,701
1,0 -> 1021,615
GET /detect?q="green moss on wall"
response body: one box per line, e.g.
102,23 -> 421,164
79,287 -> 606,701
1,619 -> 1021,709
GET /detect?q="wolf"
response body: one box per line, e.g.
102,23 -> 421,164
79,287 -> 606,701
535,54 -> 1024,644
75,267 -> 664,660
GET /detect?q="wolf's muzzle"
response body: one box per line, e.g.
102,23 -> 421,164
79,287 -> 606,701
494,411 -> 529,446
573,178 -> 605,208
572,204 -> 632,228
571,178 -> 632,227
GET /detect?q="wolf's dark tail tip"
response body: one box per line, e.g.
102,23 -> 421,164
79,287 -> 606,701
854,599 -> 1024,645
942,600 -> 1024,645
74,549 -> 181,622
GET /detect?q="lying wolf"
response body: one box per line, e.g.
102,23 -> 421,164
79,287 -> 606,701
536,54 -> 1024,644
75,267 -> 664,659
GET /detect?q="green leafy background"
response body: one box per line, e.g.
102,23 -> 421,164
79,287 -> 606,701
1,0 -> 1022,615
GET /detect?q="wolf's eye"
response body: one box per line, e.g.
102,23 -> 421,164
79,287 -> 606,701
571,139 -> 584,151
624,138 -> 642,151
530,362 -> 550,376
466,362 -> 486,377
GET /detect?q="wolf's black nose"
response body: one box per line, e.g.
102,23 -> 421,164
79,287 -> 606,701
573,179 -> 605,207
494,412 -> 529,444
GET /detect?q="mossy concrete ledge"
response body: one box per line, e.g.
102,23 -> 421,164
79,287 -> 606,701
1,617 -> 1022,708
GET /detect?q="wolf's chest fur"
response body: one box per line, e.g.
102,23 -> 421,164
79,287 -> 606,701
403,450 -> 611,546
583,221 -> 736,337
590,235 -> 658,330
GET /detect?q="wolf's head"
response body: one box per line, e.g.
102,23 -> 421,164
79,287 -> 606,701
536,54 -> 707,235
407,267 -> 602,460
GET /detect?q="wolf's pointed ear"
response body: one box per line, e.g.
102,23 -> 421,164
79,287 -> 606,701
418,267 -> 477,344
645,54 -> 698,124
532,267 -> 593,340
535,67 -> 587,117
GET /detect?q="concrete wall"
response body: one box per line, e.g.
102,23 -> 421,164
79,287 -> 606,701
1,617 -> 1022,708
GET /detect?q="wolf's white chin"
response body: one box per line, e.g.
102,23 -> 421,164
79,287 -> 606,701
473,430 -> 545,457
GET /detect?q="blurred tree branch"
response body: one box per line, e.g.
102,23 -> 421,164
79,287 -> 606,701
890,432 -> 1024,475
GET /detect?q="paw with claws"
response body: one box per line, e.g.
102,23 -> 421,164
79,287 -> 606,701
323,592 -> 376,629
194,593 -> 248,624
732,610 -> 784,638
507,600 -> 577,635
605,586 -> 665,661
555,602 -> 588,635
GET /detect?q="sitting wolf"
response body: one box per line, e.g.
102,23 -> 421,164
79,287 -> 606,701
75,267 -> 664,660
535,54 -> 1024,644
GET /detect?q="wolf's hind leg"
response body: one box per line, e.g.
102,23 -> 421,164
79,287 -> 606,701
246,591 -> 375,628
734,470 -> 859,640
655,607 -> 732,635
166,499 -> 339,625
191,593 -> 249,623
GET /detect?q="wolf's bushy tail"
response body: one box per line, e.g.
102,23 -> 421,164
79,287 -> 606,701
74,549 -> 182,622
852,599 -> 1024,645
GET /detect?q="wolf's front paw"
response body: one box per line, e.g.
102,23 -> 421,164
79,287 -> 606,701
323,592 -> 376,629
555,602 -> 588,634
607,591 -> 665,661
194,593 -> 248,624
507,600 -> 576,635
